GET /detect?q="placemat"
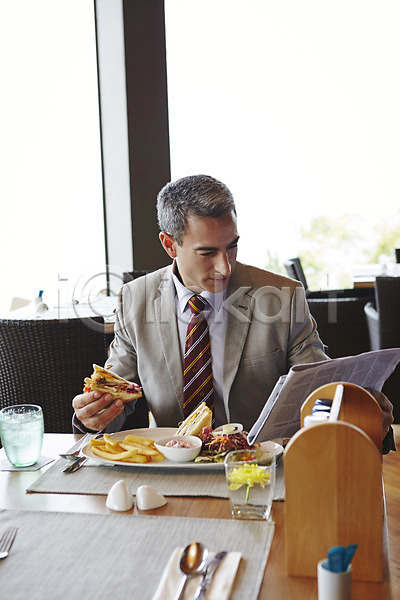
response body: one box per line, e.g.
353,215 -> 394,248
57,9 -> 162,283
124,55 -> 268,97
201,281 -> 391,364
0,508 -> 274,600
26,455 -> 285,500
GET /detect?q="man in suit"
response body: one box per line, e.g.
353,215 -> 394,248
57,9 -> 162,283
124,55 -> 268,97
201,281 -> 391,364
72,175 -> 394,448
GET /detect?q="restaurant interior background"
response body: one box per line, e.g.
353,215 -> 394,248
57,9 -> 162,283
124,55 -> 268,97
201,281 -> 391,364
1,0 -> 400,314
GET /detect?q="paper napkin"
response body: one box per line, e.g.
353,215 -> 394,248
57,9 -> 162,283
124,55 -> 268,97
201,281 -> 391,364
151,547 -> 241,600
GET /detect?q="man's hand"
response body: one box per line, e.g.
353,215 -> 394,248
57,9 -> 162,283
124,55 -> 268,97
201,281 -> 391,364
72,391 -> 125,432
367,388 -> 394,438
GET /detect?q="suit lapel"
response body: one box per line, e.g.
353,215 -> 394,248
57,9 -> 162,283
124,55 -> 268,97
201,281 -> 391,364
153,270 -> 184,409
223,264 -> 254,412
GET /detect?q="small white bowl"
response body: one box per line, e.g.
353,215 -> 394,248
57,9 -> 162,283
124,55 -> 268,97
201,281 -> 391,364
154,435 -> 202,462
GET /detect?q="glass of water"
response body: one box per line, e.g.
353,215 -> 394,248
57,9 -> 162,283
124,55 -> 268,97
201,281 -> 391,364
224,449 -> 276,520
0,404 -> 44,466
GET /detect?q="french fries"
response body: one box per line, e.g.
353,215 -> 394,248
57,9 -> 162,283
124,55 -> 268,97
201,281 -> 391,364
90,434 -> 165,463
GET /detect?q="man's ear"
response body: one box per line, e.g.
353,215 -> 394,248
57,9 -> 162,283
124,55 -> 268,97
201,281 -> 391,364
159,231 -> 178,258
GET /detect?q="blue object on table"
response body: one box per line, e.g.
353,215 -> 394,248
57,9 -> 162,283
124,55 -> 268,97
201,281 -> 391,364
314,398 -> 333,407
343,544 -> 358,570
328,546 -> 345,572
312,405 -> 331,414
312,398 -> 333,416
38,290 -> 44,298
327,544 -> 358,572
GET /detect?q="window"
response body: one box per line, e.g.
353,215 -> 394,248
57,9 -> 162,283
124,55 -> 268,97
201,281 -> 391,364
0,0 -> 105,312
165,1 -> 400,289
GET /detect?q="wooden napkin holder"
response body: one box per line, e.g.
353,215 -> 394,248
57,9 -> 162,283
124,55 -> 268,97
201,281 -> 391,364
284,382 -> 383,581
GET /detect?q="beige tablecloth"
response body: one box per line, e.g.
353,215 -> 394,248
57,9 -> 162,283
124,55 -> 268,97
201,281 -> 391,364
0,508 -> 274,600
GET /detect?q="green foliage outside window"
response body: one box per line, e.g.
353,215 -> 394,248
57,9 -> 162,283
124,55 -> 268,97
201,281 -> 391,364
264,211 -> 400,290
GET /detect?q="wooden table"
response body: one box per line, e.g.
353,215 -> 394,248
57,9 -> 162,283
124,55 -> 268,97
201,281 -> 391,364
382,425 -> 400,600
1,427 -> 399,599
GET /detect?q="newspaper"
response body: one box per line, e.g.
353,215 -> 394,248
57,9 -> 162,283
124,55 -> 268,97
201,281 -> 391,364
248,348 -> 400,444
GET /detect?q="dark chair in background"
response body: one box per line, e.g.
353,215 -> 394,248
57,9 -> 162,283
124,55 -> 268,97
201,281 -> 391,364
308,296 -> 373,358
364,276 -> 400,349
284,258 -> 309,291
364,276 -> 400,422
284,256 -> 374,299
364,303 -> 380,351
284,256 -> 374,358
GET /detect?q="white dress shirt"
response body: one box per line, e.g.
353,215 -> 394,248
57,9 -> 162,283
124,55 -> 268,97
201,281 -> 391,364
171,266 -> 228,426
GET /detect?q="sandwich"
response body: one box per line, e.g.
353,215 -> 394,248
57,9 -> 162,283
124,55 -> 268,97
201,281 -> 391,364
176,402 -> 212,439
83,364 -> 142,402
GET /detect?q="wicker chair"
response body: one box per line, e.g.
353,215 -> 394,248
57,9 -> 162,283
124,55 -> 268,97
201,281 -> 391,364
364,276 -> 400,422
0,317 -> 150,436
0,317 -> 113,434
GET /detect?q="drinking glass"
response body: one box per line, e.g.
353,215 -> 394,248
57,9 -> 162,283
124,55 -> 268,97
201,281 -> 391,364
224,449 -> 275,520
0,404 -> 44,466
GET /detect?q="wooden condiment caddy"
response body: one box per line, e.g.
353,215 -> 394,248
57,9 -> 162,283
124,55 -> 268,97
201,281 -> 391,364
284,382 -> 384,581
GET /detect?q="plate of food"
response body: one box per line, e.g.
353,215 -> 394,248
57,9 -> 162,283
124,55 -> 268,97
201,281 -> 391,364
80,400 -> 283,469
81,427 -> 228,469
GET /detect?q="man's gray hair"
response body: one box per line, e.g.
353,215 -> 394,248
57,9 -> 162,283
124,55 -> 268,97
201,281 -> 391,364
157,174 -> 236,245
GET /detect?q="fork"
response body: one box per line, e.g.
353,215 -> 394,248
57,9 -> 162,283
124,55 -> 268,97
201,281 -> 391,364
59,433 -> 94,460
62,433 -> 103,473
0,526 -> 18,560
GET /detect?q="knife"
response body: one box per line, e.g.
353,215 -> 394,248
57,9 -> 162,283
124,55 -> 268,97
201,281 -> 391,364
63,456 -> 88,473
192,551 -> 227,600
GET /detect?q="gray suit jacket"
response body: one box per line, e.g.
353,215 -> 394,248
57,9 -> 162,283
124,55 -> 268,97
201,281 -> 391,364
104,262 -> 328,432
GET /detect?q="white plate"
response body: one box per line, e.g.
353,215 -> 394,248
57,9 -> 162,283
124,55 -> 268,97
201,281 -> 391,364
81,427 -> 283,469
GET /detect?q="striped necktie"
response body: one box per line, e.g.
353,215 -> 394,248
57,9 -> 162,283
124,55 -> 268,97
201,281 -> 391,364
183,295 -> 214,417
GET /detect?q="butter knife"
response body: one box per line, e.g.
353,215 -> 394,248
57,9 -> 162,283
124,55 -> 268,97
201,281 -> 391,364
192,551 -> 227,600
63,456 -> 87,473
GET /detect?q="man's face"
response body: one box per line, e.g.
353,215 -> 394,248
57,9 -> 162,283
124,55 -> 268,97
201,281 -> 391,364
160,212 -> 239,293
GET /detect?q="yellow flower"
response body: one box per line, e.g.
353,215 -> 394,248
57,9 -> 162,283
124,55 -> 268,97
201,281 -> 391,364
227,464 -> 270,503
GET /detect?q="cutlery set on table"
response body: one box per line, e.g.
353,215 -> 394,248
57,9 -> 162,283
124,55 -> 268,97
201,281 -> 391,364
191,551 -> 228,600
175,542 -> 227,600
60,433 -> 102,473
153,542 -> 236,600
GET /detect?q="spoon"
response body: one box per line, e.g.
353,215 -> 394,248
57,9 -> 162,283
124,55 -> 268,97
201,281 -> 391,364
174,542 -> 208,600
